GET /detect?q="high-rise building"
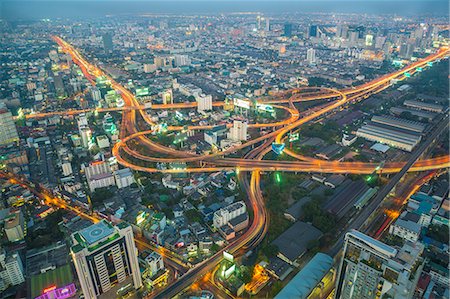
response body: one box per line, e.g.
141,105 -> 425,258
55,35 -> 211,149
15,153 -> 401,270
265,18 -> 270,32
335,230 -> 424,299
284,23 -> 293,37
70,221 -> 142,299
102,33 -> 113,52
0,249 -> 25,290
306,48 -> 316,64
229,120 -> 248,141
196,94 -> 212,112
365,34 -> 374,47
91,87 -> 102,102
309,25 -> 318,38
0,106 -> 19,146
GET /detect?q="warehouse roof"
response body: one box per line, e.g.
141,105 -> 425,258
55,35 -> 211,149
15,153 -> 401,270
274,253 -> 333,299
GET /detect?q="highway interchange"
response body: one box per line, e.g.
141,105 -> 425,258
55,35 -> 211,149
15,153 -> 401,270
15,36 -> 450,297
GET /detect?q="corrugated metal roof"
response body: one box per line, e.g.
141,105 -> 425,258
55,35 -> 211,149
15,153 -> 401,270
274,253 -> 333,299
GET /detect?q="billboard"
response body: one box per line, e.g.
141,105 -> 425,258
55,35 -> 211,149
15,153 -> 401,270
223,264 -> 236,279
272,143 -> 285,155
136,88 -> 149,96
256,103 -> 274,113
223,251 -> 234,263
233,98 -> 250,109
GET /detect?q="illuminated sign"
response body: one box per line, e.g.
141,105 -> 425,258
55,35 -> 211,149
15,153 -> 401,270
427,62 -> 433,67
288,133 -> 299,142
223,264 -> 236,279
136,88 -> 149,96
43,286 -> 57,293
136,211 -> 147,225
256,104 -> 274,113
233,98 -> 250,109
272,143 -> 285,155
404,72 -> 411,78
392,60 -> 403,67
416,67 -> 423,72
223,251 -> 234,263
175,111 -> 184,121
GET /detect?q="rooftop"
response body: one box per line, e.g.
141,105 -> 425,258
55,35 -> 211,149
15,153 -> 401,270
274,253 -> 333,299
79,220 -> 115,246
272,221 -> 323,263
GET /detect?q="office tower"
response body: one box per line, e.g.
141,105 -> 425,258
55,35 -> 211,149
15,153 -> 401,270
284,23 -> 293,37
229,120 -> 248,141
71,221 -> 142,299
102,33 -> 113,52
306,48 -> 316,64
0,106 -> 19,146
309,25 -> 318,38
54,74 -> 65,95
162,89 -> 173,105
335,230 -> 424,299
196,94 -> 212,112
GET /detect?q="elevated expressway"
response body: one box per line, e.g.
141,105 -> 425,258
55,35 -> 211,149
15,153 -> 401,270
51,36 -> 449,298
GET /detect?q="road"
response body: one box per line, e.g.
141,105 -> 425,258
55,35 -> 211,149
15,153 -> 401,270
48,36 -> 450,298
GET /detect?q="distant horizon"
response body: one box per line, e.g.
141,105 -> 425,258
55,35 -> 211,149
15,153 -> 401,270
2,0 -> 448,21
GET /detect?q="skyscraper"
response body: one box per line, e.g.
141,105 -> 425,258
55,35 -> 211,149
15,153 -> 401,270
306,48 -> 316,64
0,106 -> 19,146
309,25 -> 318,38
335,230 -> 424,299
102,33 -> 113,52
284,23 -> 293,37
70,221 -> 142,299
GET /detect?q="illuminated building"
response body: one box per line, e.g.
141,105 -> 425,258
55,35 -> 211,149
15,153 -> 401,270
162,89 -> 173,105
70,221 -> 142,299
335,230 -> 424,299
0,106 -> 19,146
365,34 -> 374,46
